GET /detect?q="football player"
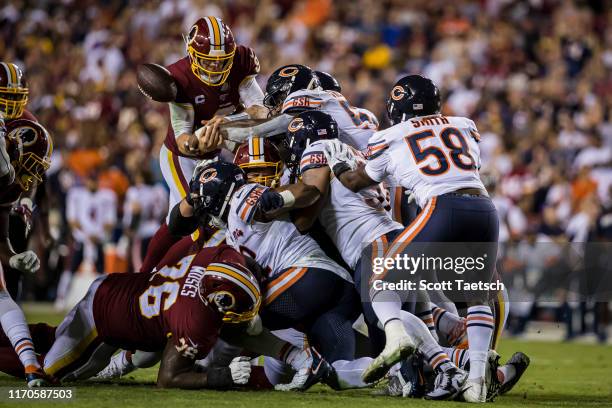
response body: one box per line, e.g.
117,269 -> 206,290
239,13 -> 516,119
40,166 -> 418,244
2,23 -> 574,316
286,110 -> 468,399
0,117 -> 52,387
320,75 -> 500,402
221,65 -> 378,151
190,160 -> 361,365
43,243 -> 326,390
143,16 -> 267,274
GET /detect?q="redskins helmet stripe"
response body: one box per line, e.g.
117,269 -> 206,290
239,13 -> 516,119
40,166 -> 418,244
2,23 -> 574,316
248,137 -> 265,163
185,17 -> 236,85
203,16 -> 225,52
205,263 -> 261,301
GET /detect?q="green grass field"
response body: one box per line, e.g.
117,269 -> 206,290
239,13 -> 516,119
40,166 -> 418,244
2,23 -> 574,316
0,306 -> 610,408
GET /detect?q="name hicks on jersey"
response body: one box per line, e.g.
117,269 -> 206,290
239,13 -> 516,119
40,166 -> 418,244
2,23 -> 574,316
372,279 -> 505,292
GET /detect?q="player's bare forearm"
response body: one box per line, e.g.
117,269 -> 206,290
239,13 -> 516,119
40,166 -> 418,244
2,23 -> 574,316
337,166 -> 377,192
292,167 -> 330,232
157,341 -> 231,389
277,182 -> 321,209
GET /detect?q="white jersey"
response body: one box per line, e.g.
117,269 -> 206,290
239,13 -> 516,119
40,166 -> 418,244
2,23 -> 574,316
282,89 -> 378,150
225,183 -> 351,282
301,142 -> 402,269
365,114 -> 485,208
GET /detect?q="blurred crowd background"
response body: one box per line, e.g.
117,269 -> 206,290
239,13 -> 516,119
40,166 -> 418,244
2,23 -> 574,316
2,0 -> 610,342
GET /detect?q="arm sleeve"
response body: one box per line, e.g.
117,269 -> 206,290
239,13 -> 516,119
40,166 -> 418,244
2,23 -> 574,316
169,102 -> 195,136
300,142 -> 329,173
238,76 -> 264,108
231,184 -> 269,224
168,202 -> 199,237
224,114 -> 293,143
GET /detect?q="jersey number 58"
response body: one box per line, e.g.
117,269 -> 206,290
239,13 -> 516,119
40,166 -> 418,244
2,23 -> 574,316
405,127 -> 476,176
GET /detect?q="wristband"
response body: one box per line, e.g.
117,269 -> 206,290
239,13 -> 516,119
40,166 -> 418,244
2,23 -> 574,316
206,367 -> 233,388
332,162 -> 351,179
279,190 -> 296,208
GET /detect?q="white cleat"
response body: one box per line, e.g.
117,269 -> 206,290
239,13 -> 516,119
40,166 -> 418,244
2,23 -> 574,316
94,351 -> 135,380
460,377 -> 487,403
362,334 -> 415,383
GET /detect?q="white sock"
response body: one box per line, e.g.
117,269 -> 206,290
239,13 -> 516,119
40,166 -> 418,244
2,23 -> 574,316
131,350 -> 161,368
498,364 -> 516,384
400,311 -> 451,371
371,290 -> 402,326
466,305 -> 494,379
0,294 -> 40,372
442,346 -> 470,369
331,358 -> 373,389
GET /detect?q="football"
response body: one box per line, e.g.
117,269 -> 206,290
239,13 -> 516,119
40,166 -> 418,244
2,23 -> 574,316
136,63 -> 177,102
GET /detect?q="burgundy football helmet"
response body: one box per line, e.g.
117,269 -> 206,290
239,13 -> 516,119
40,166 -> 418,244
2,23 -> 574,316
184,17 -> 236,86
0,62 -> 28,119
4,119 -> 52,191
233,137 -> 283,187
200,261 -> 261,323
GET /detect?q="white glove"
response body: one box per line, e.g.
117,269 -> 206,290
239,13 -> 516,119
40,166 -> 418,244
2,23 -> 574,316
9,250 -> 40,274
193,158 -> 219,180
274,347 -> 316,391
404,188 -> 416,204
320,139 -> 358,172
228,356 -> 251,385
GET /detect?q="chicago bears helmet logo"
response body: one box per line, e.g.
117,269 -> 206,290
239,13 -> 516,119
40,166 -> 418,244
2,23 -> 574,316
199,168 -> 218,183
391,85 -> 405,101
288,117 -> 304,132
279,66 -> 299,77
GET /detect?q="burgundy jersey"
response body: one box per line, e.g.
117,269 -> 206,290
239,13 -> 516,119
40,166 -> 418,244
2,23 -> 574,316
93,245 -> 247,358
164,45 -> 260,158
0,109 -> 39,206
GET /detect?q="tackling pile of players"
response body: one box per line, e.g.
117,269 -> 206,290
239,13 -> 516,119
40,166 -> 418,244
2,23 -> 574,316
0,16 -> 530,403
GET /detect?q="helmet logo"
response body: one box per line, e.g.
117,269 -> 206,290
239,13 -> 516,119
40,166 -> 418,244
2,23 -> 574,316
187,25 -> 198,44
9,126 -> 37,147
199,167 -> 218,183
288,117 -> 304,132
279,66 -> 299,77
208,290 -> 236,312
391,85 -> 405,101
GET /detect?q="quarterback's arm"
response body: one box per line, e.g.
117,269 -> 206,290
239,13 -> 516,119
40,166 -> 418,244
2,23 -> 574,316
292,166 -> 330,232
238,76 -> 267,119
157,340 -> 234,389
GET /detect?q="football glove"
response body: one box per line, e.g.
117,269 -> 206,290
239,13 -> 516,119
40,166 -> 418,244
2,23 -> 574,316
258,190 -> 284,213
229,356 -> 251,385
9,250 -> 40,274
275,346 -> 332,391
320,139 -> 358,178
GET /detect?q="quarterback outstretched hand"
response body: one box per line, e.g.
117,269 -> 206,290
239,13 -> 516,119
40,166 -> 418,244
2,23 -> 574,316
229,356 -> 251,385
9,250 -> 40,274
